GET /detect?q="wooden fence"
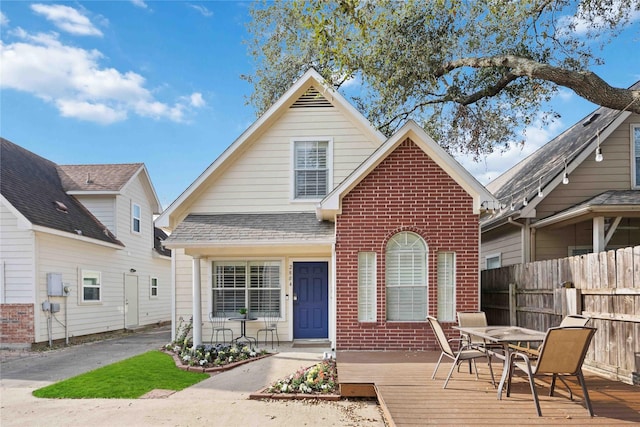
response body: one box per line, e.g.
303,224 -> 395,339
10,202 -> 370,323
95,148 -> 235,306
481,245 -> 640,385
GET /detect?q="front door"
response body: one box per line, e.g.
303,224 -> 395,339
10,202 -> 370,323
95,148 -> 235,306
293,262 -> 328,339
125,274 -> 139,328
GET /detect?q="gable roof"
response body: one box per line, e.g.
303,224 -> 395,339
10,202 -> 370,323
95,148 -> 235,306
317,120 -> 497,220
58,163 -> 162,214
154,227 -> 172,257
0,138 -> 123,247
483,80 -> 640,228
155,68 -> 386,229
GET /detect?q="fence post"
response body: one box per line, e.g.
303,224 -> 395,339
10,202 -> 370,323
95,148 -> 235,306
509,283 -> 517,326
565,288 -> 582,315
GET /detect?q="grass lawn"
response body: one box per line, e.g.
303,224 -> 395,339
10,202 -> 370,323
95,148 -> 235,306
33,350 -> 209,399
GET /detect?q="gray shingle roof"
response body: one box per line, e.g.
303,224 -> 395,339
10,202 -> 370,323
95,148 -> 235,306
58,163 -> 142,192
484,80 -> 640,225
0,138 -> 123,246
165,213 -> 334,245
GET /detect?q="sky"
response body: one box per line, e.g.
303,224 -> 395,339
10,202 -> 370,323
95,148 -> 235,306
1,1 -> 639,209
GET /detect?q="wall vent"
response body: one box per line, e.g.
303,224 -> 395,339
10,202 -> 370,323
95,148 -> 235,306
291,86 -> 333,108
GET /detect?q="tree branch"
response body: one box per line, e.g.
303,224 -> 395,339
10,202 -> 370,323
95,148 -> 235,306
439,55 -> 640,113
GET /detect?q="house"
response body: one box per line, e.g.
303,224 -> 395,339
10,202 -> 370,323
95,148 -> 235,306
480,82 -> 640,269
0,138 -> 171,347
157,69 -> 495,351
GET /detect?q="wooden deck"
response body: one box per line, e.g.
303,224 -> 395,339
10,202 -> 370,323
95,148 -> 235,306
337,351 -> 640,426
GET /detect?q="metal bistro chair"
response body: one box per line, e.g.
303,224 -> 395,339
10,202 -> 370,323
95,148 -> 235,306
427,316 -> 495,389
209,311 -> 233,345
506,326 -> 597,417
256,311 -> 280,348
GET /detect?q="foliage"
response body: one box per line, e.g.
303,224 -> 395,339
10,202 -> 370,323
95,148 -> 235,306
32,351 -> 208,399
165,341 -> 268,368
244,0 -> 640,158
266,359 -> 338,394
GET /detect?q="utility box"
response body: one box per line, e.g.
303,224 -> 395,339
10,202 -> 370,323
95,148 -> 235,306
50,303 -> 61,313
47,273 -> 64,296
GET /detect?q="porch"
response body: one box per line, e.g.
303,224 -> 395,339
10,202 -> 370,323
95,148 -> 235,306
337,350 -> 640,426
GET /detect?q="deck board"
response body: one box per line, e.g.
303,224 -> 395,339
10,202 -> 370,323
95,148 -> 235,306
337,351 -> 640,426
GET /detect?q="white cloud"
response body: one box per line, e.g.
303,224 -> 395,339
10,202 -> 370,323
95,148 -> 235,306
559,2 -> 640,36
189,4 -> 213,17
131,0 -> 148,9
189,92 -> 205,107
456,115 -> 566,185
31,4 -> 103,37
1,11 -> 9,26
0,29 -> 203,125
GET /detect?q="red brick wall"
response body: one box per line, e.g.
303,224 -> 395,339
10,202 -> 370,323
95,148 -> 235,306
0,303 -> 35,344
335,138 -> 480,350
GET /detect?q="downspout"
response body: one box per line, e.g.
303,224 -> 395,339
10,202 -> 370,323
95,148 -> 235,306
171,250 -> 176,342
507,217 -> 528,264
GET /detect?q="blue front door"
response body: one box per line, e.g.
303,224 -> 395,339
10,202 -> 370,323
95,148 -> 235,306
293,262 -> 328,339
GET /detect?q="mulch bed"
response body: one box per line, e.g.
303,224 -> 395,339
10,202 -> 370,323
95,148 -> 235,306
163,349 -> 275,373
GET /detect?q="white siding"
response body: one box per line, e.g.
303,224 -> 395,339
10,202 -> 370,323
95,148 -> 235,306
0,203 -> 35,303
74,196 -> 116,234
190,107 -> 380,213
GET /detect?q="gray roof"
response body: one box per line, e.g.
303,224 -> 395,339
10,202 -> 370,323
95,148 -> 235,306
0,138 -> 123,246
165,213 -> 335,246
484,80 -> 640,226
58,163 -> 143,192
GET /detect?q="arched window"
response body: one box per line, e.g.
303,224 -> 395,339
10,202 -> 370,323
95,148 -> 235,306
386,232 -> 428,321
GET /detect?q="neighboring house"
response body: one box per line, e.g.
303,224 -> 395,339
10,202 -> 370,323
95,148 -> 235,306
157,69 -> 495,351
481,82 -> 640,269
0,138 -> 171,346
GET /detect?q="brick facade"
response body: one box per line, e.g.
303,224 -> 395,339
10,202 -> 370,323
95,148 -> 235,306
335,138 -> 480,350
0,303 -> 35,345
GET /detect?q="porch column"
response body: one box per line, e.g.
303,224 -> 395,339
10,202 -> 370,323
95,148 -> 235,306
593,216 -> 605,253
192,255 -> 202,347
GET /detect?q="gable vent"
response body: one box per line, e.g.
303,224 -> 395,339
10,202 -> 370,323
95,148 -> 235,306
291,86 -> 334,108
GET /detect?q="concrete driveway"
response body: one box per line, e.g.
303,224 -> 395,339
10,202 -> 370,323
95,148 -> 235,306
0,327 -> 384,427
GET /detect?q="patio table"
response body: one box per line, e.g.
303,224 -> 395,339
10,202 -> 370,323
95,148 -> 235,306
228,316 -> 258,346
454,326 -> 546,400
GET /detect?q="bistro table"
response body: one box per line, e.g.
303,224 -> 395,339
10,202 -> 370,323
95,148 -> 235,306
229,316 -> 258,346
454,325 -> 546,400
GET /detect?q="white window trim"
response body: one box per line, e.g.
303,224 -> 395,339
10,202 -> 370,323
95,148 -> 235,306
80,269 -> 102,304
290,137 -> 334,202
485,253 -> 502,270
211,259 -> 284,319
131,202 -> 141,234
631,124 -> 640,189
358,252 -> 377,322
437,252 -> 456,322
150,277 -> 158,299
385,232 -> 429,322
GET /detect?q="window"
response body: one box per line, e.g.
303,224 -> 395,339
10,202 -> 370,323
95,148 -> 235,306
485,253 -> 501,270
568,246 -> 593,257
633,124 -> 640,187
150,277 -> 158,297
212,261 -> 281,317
386,232 -> 428,321
81,270 -> 101,302
437,252 -> 456,322
292,139 -> 331,199
358,252 -> 377,322
132,203 -> 141,233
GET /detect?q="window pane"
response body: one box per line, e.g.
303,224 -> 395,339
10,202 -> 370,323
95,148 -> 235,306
437,252 -> 455,322
358,252 -> 376,322
386,232 -> 428,321
294,141 -> 329,198
83,287 -> 100,301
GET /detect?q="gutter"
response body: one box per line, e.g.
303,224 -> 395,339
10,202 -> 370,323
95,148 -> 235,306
507,216 -> 529,264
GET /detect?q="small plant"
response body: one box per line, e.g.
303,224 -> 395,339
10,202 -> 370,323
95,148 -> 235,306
239,308 -> 247,315
266,359 -> 338,394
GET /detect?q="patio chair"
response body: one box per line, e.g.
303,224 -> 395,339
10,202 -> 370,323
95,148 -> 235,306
256,311 -> 280,348
427,316 -> 496,389
456,311 -> 502,374
506,326 -> 596,417
209,311 -> 233,344
509,314 -> 590,358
